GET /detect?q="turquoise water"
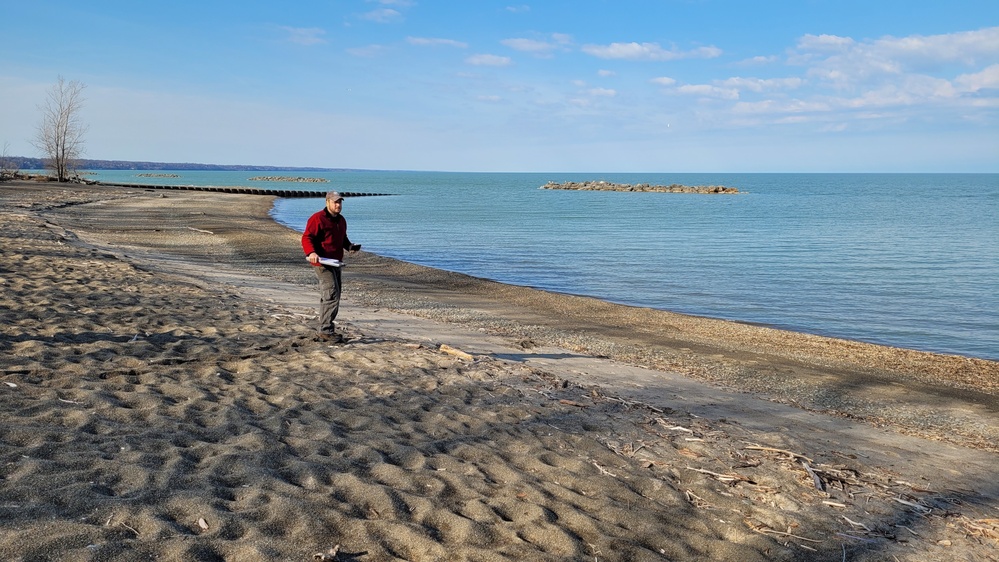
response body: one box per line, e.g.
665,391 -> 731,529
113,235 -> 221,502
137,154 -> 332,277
85,170 -> 999,360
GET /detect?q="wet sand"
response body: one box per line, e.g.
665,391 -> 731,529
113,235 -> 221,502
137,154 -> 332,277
1,181 -> 996,561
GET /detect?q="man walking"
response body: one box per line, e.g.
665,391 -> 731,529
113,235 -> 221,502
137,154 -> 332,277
302,190 -> 361,342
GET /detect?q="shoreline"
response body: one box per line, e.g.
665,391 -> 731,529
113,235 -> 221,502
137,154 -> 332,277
2,181 -> 997,560
6,180 -> 998,446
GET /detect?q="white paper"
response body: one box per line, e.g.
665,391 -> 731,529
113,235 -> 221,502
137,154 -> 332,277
317,258 -> 343,267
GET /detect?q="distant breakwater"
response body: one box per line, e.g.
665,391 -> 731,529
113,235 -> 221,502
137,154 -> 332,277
542,180 -> 739,194
92,181 -> 392,198
248,176 -> 330,183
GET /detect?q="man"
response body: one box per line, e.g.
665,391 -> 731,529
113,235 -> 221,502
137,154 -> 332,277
302,190 -> 361,342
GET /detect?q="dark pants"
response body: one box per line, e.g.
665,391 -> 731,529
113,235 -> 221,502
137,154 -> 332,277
314,265 -> 341,335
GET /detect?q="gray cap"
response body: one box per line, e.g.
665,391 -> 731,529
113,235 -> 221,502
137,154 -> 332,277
326,190 -> 344,201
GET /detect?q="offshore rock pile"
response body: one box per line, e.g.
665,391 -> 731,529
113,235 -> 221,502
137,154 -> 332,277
248,176 -> 331,183
542,180 -> 739,194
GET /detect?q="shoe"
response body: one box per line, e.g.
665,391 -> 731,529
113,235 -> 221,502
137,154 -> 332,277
317,332 -> 344,343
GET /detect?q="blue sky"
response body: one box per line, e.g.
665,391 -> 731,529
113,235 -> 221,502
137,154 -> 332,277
1,0 -> 997,172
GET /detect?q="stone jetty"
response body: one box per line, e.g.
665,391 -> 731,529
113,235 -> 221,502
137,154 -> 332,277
87,180 -> 391,198
542,180 -> 739,194
248,176 -> 330,183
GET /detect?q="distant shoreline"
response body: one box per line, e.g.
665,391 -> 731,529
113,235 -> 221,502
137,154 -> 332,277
4,156 -> 364,172
6,158 -> 995,174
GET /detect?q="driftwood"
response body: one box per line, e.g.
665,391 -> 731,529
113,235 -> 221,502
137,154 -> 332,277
438,344 -> 474,361
459,355 -> 995,556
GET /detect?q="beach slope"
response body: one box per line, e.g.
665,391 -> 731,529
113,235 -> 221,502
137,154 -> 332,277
1,182 -> 996,561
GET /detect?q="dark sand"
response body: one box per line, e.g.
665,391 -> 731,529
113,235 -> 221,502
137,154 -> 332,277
1,181 -> 996,561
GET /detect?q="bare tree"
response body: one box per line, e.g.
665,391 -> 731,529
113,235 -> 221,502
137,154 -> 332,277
33,77 -> 88,182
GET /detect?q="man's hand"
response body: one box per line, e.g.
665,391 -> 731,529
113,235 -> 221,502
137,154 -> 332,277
306,252 -> 320,264
349,244 -> 361,253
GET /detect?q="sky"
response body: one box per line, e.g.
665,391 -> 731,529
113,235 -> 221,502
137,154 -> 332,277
1,0 -> 997,172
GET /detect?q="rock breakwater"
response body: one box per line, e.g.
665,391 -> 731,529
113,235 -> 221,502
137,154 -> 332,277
248,176 -> 330,183
542,180 -> 739,194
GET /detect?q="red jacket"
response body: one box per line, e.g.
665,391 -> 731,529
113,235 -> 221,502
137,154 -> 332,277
302,209 -> 353,265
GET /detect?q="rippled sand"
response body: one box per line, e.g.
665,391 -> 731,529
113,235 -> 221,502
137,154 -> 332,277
1,181 -> 996,561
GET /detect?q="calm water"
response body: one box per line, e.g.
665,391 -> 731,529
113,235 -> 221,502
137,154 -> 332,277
86,170 -> 999,360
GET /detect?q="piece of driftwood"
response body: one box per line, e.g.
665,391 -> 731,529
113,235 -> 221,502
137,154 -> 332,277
438,344 -> 474,361
801,461 -> 826,491
743,445 -> 814,463
744,519 -> 822,543
686,466 -> 757,485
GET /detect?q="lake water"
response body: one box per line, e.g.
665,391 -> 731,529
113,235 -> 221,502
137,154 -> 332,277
84,170 -> 999,361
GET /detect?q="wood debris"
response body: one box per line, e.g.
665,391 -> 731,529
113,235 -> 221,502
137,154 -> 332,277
438,344 -> 474,361
743,445 -> 813,464
801,461 -> 826,491
744,519 -> 822,543
962,518 -> 999,541
686,466 -> 757,486
685,489 -> 712,508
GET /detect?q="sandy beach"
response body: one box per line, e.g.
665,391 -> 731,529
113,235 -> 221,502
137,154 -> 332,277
1,180 -> 996,561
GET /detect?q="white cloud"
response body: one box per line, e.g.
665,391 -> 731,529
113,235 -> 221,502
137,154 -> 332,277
732,98 -> 831,115
627,27 -> 999,135
581,42 -> 721,61
506,5 -> 530,13
466,54 -> 513,66
738,55 -> 778,66
360,8 -> 402,23
797,34 -> 856,52
718,77 -> 804,92
734,27 -> 996,133
280,26 -> 327,46
794,26 -> 999,90
675,84 -> 739,100
871,26 -> 999,66
502,34 -> 573,57
955,64 -> 999,92
896,75 -> 959,100
588,87 -> 616,97
729,76 -> 961,121
597,69 -> 616,77
407,37 -> 468,48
